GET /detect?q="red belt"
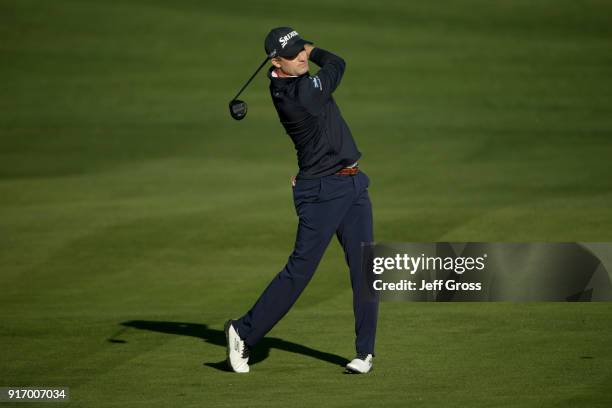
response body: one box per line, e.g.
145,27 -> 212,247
336,166 -> 359,176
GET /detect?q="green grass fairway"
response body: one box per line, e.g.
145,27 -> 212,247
2,1 -> 612,406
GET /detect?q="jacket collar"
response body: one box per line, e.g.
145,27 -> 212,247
268,66 -> 308,89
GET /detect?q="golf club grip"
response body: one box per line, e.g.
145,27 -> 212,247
231,56 -> 270,102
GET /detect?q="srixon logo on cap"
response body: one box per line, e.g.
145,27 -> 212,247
279,31 -> 299,48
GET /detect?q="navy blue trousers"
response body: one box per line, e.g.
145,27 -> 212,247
234,171 -> 378,356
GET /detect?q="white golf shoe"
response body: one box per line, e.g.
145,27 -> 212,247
224,320 -> 250,373
345,353 -> 373,374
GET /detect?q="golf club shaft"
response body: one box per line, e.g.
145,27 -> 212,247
231,56 -> 269,102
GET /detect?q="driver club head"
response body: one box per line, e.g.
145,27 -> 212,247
229,99 -> 247,120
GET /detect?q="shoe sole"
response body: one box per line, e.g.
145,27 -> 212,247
223,320 -> 233,370
345,364 -> 373,374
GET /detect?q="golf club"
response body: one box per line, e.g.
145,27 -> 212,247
229,55 -> 271,120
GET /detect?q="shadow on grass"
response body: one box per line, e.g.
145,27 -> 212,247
113,320 -> 349,371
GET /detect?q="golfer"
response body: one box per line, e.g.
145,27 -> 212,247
225,27 -> 378,374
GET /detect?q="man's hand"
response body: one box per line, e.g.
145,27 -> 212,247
304,44 -> 314,59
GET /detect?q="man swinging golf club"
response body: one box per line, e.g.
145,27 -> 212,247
225,27 -> 378,374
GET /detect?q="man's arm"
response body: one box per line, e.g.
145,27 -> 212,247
297,44 -> 346,114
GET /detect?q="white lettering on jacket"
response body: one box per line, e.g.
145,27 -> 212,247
311,76 -> 322,91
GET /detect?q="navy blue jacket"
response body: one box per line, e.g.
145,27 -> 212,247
268,47 -> 361,179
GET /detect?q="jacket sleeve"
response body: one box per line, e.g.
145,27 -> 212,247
297,47 -> 346,115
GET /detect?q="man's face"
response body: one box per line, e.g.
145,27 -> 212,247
272,49 -> 309,76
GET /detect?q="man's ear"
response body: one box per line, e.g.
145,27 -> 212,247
271,57 -> 282,68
